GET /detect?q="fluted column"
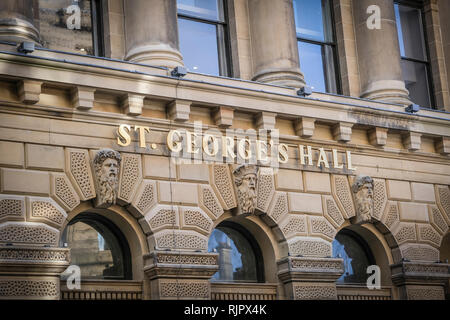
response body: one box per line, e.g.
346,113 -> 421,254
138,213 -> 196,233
353,0 -> 411,105
124,0 -> 183,68
248,0 -> 305,88
0,0 -> 39,44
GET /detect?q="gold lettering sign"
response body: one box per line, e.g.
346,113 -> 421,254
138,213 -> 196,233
116,125 -> 356,171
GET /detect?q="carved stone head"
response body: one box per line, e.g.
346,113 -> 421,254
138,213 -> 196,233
351,175 -> 374,224
93,149 -> 121,207
233,164 -> 258,214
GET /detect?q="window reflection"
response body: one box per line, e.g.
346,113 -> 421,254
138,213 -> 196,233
332,231 -> 373,284
208,226 -> 259,282
61,216 -> 130,280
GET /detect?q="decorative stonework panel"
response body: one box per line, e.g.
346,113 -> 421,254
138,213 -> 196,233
0,247 -> 69,263
28,197 -> 67,228
372,178 -> 387,220
180,207 -> 213,235
393,222 -> 417,245
267,192 -> 288,224
331,175 -> 355,219
118,153 -> 142,204
65,148 -> 96,201
160,281 -> 209,299
154,230 -> 208,250
293,284 -> 337,300
435,185 -> 450,223
382,201 -> 400,230
406,287 -> 445,300
279,215 -> 307,238
288,237 -> 332,258
0,195 -> 25,223
155,253 -> 218,266
0,279 -> 58,298
417,224 -> 442,247
50,173 -> 80,212
145,205 -> 179,233
256,167 -> 275,213
198,185 -> 223,219
400,244 -> 439,262
211,164 -> 237,210
0,222 -> 58,246
429,205 -> 448,235
289,257 -> 344,273
130,180 -> 157,218
309,216 -> 337,241
323,196 -> 344,228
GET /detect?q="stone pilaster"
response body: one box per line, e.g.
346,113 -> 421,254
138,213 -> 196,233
277,256 -> 344,300
0,246 -> 70,300
353,0 -> 411,105
0,0 -> 39,44
143,251 -> 218,300
124,0 -> 183,68
247,0 -> 305,88
391,261 -> 450,300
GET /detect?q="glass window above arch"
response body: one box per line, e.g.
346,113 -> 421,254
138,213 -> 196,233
208,225 -> 262,282
38,0 -> 103,56
332,230 -> 374,284
61,214 -> 131,280
177,0 -> 230,76
293,0 -> 339,94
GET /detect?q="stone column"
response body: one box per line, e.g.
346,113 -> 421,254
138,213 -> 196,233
277,256 -> 344,300
144,251 -> 218,300
0,0 -> 39,44
438,0 -> 450,111
391,261 -> 450,300
353,0 -> 411,105
124,0 -> 183,68
247,0 -> 305,88
0,246 -> 70,300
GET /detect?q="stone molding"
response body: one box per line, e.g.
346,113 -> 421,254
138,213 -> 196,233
277,256 -> 344,283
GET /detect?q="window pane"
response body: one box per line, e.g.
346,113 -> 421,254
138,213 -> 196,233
208,227 -> 258,282
293,0 -> 332,42
298,41 -> 326,92
62,220 -> 125,279
177,0 -> 221,21
395,3 -> 427,61
178,18 -> 220,75
39,0 -> 94,55
332,232 -> 371,284
401,59 -> 432,107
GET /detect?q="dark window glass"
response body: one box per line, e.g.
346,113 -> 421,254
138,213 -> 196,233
395,3 -> 433,108
332,230 -> 374,284
208,225 -> 260,282
177,0 -> 229,76
293,0 -> 338,93
38,0 -> 103,56
61,214 -> 131,280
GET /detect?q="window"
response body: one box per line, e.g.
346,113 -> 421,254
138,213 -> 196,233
38,0 -> 103,56
61,213 -> 131,280
395,2 -> 433,108
332,229 -> 375,284
208,222 -> 263,282
293,0 -> 339,93
177,0 -> 230,76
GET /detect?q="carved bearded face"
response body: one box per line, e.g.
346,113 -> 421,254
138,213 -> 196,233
94,150 -> 121,207
236,173 -> 257,214
355,182 -> 373,222
101,158 -> 119,180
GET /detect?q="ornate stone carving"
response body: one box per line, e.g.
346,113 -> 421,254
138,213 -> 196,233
233,164 -> 258,215
382,201 -> 400,230
400,243 -> 439,262
323,196 -> 345,228
280,215 -> 307,238
288,237 -> 332,258
211,164 -> 237,210
406,287 -> 445,300
160,281 -> 209,299
351,175 -> 374,224
332,175 -> 355,218
28,197 -> 67,229
0,280 -> 58,298
180,207 -> 213,235
154,230 -> 208,251
93,149 -> 121,208
417,224 -> 442,248
129,180 -> 157,218
199,185 -> 224,220
118,153 -> 142,205
0,247 -> 69,263
256,167 -> 275,213
50,173 -> 80,212
0,195 -> 25,223
293,285 -> 337,300
65,148 -> 96,201
0,222 -> 59,246
429,205 -> 448,235
153,252 -> 218,266
435,185 -> 450,224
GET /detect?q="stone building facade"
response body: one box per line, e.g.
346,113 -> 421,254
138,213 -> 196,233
0,0 -> 449,300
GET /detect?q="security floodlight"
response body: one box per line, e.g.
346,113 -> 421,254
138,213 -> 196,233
171,66 -> 187,78
405,103 -> 420,113
297,85 -> 313,97
17,41 -> 35,54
